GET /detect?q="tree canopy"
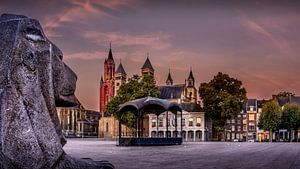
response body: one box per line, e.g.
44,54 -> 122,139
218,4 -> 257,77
258,100 -> 282,132
199,72 -> 247,129
107,75 -> 160,128
281,103 -> 300,131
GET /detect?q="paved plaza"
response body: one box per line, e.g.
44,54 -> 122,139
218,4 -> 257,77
64,139 -> 300,169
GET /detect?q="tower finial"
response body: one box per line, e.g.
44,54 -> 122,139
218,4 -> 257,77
147,52 -> 149,58
110,42 -> 111,49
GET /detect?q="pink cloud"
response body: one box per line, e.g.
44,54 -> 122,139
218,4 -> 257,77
82,31 -> 172,51
42,0 -> 138,38
240,17 -> 293,56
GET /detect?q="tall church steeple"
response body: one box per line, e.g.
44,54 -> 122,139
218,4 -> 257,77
166,69 -> 173,86
141,53 -> 154,77
100,43 -> 115,114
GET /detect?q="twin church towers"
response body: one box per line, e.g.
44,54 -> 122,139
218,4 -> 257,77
99,44 -> 197,113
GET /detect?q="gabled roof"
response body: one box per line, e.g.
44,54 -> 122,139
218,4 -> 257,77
158,84 -> 185,99
180,102 -> 202,112
142,57 -> 153,69
116,62 -> 126,74
166,70 -> 173,84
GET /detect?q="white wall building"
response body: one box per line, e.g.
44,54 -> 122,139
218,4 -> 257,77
148,103 -> 206,141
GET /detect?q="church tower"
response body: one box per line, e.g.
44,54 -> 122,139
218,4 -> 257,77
141,54 -> 154,77
166,69 -> 173,86
185,68 -> 197,103
99,43 -> 115,114
114,61 -> 127,96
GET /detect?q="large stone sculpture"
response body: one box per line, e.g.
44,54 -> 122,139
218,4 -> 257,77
0,14 -> 114,169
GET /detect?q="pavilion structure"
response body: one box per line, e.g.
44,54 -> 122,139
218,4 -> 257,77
117,96 -> 183,146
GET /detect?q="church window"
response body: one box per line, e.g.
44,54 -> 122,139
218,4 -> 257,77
116,82 -> 120,86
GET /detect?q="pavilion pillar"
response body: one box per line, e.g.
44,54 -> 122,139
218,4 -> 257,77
141,114 -> 144,138
156,114 -> 159,137
166,111 -> 169,138
118,111 -> 121,145
175,112 -> 178,138
136,113 -> 139,138
180,111 -> 183,137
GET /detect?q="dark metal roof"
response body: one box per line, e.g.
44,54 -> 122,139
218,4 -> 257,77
141,57 -> 153,69
158,84 -> 185,99
180,102 -> 202,112
246,99 -> 257,108
119,96 -> 182,115
188,69 -> 194,81
116,62 -> 126,74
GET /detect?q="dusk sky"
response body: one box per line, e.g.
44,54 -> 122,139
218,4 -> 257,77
1,0 -> 300,110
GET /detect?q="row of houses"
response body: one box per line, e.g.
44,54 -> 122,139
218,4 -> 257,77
226,95 -> 300,142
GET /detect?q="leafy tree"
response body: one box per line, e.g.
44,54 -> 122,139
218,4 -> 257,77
281,103 -> 300,141
199,72 -> 247,140
277,91 -> 295,97
107,75 -> 160,128
258,100 -> 282,142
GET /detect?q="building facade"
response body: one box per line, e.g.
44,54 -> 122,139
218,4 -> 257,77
57,106 -> 102,137
149,70 -> 207,141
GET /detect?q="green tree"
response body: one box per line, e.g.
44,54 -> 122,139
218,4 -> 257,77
258,100 -> 282,142
281,103 -> 300,142
199,72 -> 247,140
277,91 -> 295,97
107,75 -> 160,128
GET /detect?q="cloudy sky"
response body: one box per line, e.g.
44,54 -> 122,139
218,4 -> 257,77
1,0 -> 300,110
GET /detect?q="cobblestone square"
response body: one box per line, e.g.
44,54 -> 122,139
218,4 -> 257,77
64,139 -> 300,169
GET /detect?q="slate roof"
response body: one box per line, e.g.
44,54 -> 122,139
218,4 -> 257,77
142,57 -> 153,69
246,99 -> 257,108
188,69 -> 194,80
158,84 -> 185,99
107,48 -> 114,61
116,62 -> 126,74
180,102 -> 202,112
276,96 -> 300,106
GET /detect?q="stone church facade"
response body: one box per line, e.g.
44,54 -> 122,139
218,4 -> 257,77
98,45 -> 206,140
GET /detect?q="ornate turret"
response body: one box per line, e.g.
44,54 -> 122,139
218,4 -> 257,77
141,53 -> 154,77
166,69 -> 173,86
187,68 -> 195,87
115,61 -> 127,96
184,67 -> 197,103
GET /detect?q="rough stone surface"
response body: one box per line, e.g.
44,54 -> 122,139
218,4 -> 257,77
0,14 -> 113,169
65,139 -> 300,169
